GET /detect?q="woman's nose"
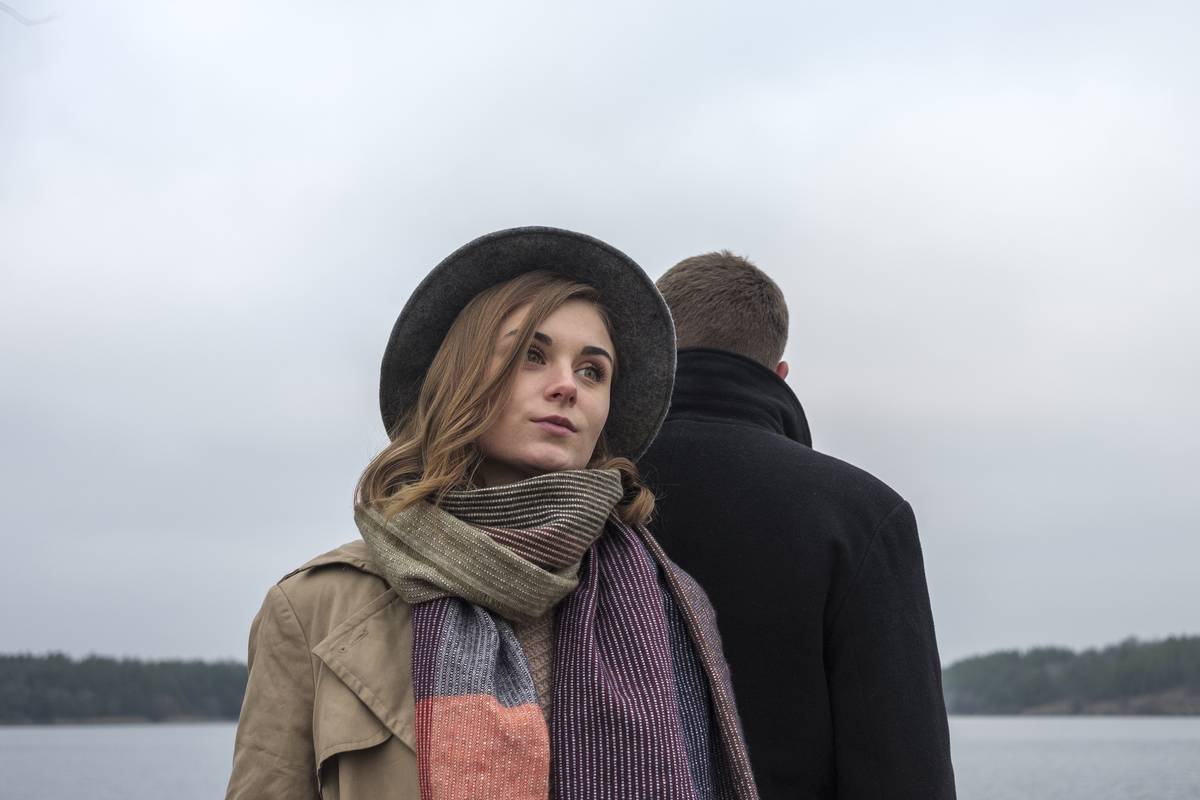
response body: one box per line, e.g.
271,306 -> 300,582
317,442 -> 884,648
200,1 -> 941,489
545,365 -> 577,405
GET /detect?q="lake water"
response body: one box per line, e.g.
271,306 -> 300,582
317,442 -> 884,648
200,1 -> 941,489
950,716 -> 1200,800
0,716 -> 1197,798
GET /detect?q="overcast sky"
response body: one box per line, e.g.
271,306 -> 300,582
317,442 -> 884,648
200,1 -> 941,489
2,1 -> 1197,664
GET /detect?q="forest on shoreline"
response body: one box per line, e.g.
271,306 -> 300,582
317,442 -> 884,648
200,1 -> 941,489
943,635 -> 1200,715
3,634 -> 1198,723
0,653 -> 245,724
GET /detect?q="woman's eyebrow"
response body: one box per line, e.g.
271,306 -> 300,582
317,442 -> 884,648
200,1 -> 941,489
582,345 -> 613,362
503,330 -> 553,345
503,330 -> 611,362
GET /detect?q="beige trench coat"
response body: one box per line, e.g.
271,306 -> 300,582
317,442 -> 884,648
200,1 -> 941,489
226,540 -> 421,799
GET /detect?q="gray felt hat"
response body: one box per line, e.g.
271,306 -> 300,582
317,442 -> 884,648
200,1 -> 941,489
379,226 -> 676,460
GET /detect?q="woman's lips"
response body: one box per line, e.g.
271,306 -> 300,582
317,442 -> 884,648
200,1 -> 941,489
533,419 -> 576,436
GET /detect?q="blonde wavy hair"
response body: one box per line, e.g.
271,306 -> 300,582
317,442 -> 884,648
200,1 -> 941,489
355,270 -> 655,525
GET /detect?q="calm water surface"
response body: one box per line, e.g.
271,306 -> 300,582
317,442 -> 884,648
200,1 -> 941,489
0,723 -> 235,800
951,716 -> 1200,800
0,717 -> 1198,799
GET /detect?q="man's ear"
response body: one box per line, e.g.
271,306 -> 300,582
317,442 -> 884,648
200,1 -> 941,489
775,360 -> 789,380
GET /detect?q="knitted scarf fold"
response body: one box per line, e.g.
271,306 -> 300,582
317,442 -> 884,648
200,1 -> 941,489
356,469 -> 757,800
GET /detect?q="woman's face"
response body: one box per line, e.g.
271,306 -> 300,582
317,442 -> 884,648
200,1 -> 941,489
476,299 -> 615,486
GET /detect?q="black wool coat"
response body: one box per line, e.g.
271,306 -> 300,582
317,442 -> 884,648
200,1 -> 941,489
639,348 -> 956,800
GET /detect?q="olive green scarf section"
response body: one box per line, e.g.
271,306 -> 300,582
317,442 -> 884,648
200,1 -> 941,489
354,469 -> 623,625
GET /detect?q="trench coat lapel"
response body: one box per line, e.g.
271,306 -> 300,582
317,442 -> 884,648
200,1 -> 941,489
312,587 -> 417,751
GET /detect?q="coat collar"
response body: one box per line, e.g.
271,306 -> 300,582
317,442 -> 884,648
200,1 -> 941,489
666,348 -> 812,447
288,538 -> 382,579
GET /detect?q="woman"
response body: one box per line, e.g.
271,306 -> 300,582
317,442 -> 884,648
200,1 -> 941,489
226,227 -> 758,800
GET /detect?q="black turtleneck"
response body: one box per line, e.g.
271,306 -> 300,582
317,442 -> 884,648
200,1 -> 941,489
640,348 -> 956,800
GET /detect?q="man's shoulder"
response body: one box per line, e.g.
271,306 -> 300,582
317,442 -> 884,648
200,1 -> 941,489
794,444 -> 904,510
648,417 -> 903,516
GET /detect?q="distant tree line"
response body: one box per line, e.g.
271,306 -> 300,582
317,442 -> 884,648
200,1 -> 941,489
0,653 -> 246,723
5,634 -> 1200,723
943,635 -> 1200,714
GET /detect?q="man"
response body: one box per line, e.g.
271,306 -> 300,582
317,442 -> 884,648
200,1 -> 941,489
639,252 -> 956,799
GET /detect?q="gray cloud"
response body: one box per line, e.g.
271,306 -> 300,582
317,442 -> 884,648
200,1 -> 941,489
2,1 -> 1197,661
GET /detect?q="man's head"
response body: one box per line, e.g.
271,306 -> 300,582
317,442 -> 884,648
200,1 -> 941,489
656,250 -> 789,378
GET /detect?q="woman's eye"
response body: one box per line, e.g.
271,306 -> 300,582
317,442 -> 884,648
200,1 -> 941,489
525,347 -> 545,364
577,364 -> 606,382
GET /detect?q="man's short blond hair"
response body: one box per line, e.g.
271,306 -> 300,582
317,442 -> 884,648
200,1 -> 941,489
656,251 -> 788,367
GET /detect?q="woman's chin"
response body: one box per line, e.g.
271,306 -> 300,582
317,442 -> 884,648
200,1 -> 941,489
520,447 -> 588,475
478,448 -> 587,486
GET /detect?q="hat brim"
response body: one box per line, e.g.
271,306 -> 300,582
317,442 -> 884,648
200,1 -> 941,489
380,226 -> 676,461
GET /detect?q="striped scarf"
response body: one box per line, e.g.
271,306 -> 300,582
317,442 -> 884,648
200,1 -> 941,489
355,469 -> 757,800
